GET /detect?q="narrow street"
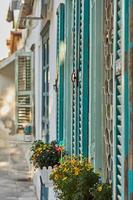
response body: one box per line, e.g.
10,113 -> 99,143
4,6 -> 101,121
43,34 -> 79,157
0,132 -> 37,200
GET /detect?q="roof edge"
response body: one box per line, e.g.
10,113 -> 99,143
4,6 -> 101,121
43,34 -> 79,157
0,53 -> 16,70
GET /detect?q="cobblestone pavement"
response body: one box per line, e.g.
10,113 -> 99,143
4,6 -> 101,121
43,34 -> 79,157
0,134 -> 37,200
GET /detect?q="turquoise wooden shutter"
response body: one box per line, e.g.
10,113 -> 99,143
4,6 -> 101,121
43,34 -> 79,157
71,0 -> 89,156
71,0 -> 77,155
113,0 -> 129,199
89,0 -> 104,176
63,0 -> 73,153
113,1 -> 123,198
15,52 -> 33,134
56,3 -> 65,143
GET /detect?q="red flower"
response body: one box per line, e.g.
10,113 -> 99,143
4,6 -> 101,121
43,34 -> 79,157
56,147 -> 62,152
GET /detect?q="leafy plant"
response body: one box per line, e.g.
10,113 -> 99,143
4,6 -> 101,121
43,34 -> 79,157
92,183 -> 112,200
50,156 -> 112,200
30,140 -> 64,169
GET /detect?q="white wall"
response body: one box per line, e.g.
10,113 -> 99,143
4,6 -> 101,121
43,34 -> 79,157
22,1 -> 65,199
42,0 -> 65,141
23,0 -> 64,142
23,0 -> 42,139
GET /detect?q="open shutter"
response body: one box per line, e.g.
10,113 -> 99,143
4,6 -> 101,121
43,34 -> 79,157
15,52 -> 33,133
56,3 -> 65,143
113,0 -> 129,199
71,0 -> 89,156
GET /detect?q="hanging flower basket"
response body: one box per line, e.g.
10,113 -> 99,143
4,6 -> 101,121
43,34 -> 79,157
31,140 -> 65,200
30,140 -> 65,169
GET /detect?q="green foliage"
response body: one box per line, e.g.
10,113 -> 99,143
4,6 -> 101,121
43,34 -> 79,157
30,140 -> 64,169
92,183 -> 112,200
50,156 -> 112,200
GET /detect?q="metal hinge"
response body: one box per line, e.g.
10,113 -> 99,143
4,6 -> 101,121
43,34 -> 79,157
71,70 -> 79,87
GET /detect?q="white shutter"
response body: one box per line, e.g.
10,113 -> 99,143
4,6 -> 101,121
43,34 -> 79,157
15,51 -> 33,133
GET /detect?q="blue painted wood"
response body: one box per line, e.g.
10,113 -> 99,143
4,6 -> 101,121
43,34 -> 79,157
113,0 -> 124,199
127,0 -> 133,199
56,4 -> 65,143
89,0 -> 104,175
40,177 -> 48,200
71,0 -> 78,155
128,170 -> 133,199
82,0 -> 89,157
41,186 -> 48,200
71,0 -> 89,156
64,0 -> 73,153
113,0 -> 129,199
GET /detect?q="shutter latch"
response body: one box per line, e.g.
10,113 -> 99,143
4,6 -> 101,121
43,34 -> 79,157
71,70 -> 78,86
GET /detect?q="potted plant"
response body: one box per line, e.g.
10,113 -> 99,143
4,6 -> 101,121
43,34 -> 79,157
30,140 -> 64,169
24,123 -> 32,142
30,140 -> 65,200
50,156 -> 112,200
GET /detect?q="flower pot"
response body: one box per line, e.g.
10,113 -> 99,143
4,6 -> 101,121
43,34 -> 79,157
33,167 -> 55,200
40,166 -> 53,187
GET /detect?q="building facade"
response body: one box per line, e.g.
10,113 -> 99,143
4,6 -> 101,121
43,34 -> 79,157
4,0 -> 133,199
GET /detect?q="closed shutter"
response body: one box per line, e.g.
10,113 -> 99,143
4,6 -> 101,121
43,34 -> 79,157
71,0 -> 77,155
113,0 -> 129,199
71,0 -> 89,156
114,1 -> 123,198
56,3 -> 65,143
15,52 -> 33,133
